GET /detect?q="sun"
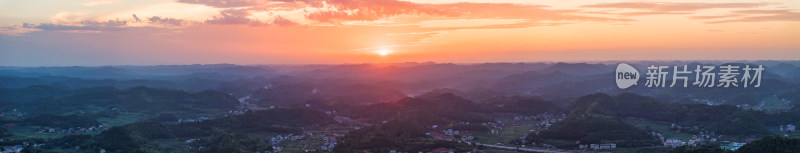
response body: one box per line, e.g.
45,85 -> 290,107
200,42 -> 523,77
375,49 -> 393,56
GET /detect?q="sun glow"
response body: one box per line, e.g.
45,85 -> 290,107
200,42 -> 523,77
375,49 -> 393,56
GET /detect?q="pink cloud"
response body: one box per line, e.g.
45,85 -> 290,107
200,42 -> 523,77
149,16 -> 186,26
705,10 -> 800,23
583,2 -> 771,12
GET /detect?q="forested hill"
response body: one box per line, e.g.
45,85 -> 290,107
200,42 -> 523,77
0,86 -> 240,114
529,93 -> 660,148
15,108 -> 333,153
567,93 -> 779,135
529,92 -> 800,149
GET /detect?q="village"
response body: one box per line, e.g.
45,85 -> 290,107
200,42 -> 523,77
32,124 -> 110,135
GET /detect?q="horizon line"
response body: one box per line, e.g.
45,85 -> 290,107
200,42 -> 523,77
2,59 -> 799,67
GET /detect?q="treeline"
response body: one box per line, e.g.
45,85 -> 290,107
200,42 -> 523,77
335,120 -> 427,152
0,64 -> 276,92
0,126 -> 11,137
526,92 -> 800,149
23,113 -> 104,128
530,114 -> 660,148
340,93 -> 495,125
111,108 -> 333,140
334,93 -> 497,152
669,135 -> 800,153
0,86 -> 240,115
191,132 -> 272,153
18,108 -> 331,153
528,93 -> 660,148
250,80 -> 408,107
334,120 -> 474,152
568,93 -> 788,135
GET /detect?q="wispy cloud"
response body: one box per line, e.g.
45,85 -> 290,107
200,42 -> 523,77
0,24 -> 43,36
583,2 -> 771,13
27,20 -> 128,32
272,16 -> 298,27
581,2 -> 775,19
205,9 -> 264,25
132,14 -> 142,23
148,16 -> 186,26
580,2 -> 800,24
704,10 -> 800,23
176,0 -> 268,8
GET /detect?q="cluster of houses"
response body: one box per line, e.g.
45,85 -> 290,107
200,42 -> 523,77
189,134 -> 300,153
425,123 -> 478,142
663,138 -> 690,147
267,131 -> 342,152
578,144 -> 617,150
0,109 -> 25,119
187,133 -> 316,153
779,124 -> 796,136
177,116 -> 210,123
692,98 -> 722,106
512,113 -> 565,122
269,133 -> 306,152
512,113 -> 566,131
662,131 -> 720,148
655,127 -> 754,151
320,135 -> 338,152
0,145 -> 23,153
1,141 -> 47,153
482,122 -> 502,135
195,144 -> 272,153
651,131 -> 665,141
441,124 -> 478,142
184,138 -> 199,144
425,114 -> 571,150
719,141 -> 746,151
669,123 -> 713,135
33,124 -> 109,135
227,109 -> 245,115
389,147 -> 484,153
443,129 -> 461,137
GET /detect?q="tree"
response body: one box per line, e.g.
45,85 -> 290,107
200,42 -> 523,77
0,127 -> 11,137
669,145 -> 733,153
736,135 -> 800,153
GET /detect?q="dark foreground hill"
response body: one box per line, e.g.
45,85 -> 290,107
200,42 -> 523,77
526,92 -> 797,149
16,108 -> 333,153
528,93 -> 660,148
670,135 -> 800,153
334,93 -> 495,152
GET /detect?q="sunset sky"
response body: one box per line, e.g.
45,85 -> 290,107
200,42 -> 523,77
1,0 -> 799,66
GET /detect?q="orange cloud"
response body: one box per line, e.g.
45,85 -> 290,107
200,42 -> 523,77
176,0 -> 270,8
705,10 -> 800,23
582,2 -> 771,12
